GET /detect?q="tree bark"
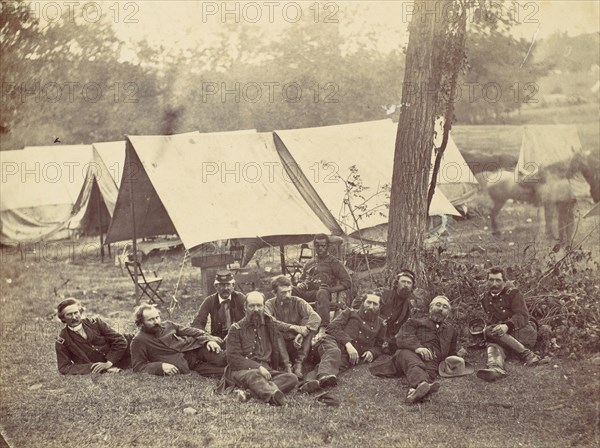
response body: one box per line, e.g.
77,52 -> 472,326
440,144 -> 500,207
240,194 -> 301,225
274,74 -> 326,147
387,0 -> 460,282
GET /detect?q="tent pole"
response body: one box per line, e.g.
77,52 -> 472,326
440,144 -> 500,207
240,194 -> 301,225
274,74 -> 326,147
127,142 -> 140,301
279,245 -> 286,275
95,180 -> 105,262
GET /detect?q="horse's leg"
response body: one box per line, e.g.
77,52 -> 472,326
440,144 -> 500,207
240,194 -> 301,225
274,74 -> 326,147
558,199 -> 576,246
490,199 -> 506,236
543,203 -> 556,240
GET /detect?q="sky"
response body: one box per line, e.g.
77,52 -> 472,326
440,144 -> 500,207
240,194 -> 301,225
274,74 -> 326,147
105,1 -> 600,56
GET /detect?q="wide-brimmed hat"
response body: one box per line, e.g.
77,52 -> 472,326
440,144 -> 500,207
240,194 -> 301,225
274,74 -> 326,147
438,356 -> 474,377
214,270 -> 235,284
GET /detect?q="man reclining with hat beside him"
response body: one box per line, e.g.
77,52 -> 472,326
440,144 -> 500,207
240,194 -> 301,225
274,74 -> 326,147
370,296 -> 468,404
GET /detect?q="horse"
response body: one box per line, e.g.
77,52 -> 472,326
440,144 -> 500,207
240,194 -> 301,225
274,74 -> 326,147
477,152 -> 600,244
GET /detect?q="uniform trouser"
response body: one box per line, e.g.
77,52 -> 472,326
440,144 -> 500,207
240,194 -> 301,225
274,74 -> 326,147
230,367 -> 298,402
305,335 -> 351,380
392,349 -> 438,388
292,288 -> 332,326
276,332 -> 314,367
485,322 -> 537,354
184,346 -> 227,377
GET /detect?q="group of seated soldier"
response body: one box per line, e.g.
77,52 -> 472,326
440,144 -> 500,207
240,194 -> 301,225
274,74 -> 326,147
55,234 -> 541,406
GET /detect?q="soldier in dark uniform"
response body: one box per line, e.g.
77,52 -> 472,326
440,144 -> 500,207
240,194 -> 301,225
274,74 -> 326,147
301,293 -> 385,392
55,298 -> 130,375
224,292 -> 299,405
191,270 -> 245,341
292,234 -> 352,331
476,267 -> 541,382
351,269 -> 415,354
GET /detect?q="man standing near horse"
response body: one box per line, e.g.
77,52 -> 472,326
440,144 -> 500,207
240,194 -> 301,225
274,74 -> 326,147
476,267 -> 541,382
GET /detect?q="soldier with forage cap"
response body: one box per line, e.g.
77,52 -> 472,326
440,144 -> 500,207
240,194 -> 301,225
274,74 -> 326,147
191,270 -> 246,341
55,298 -> 130,375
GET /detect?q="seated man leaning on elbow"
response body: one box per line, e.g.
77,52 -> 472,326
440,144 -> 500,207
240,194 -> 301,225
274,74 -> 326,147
130,304 -> 225,377
55,298 -> 130,375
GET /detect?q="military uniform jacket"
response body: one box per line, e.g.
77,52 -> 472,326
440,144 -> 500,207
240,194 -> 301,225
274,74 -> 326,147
351,289 -> 411,345
55,317 -> 128,375
300,254 -> 352,291
396,317 -> 457,361
325,308 -> 385,358
226,314 -> 285,372
481,287 -> 529,332
130,321 -> 210,375
191,291 -> 246,339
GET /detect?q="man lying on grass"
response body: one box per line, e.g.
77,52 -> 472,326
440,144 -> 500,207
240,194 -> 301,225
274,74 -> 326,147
55,298 -> 130,375
130,304 -> 225,377
370,296 -> 459,404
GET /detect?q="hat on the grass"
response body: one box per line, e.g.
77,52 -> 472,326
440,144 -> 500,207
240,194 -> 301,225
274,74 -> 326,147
438,356 -> 474,377
214,270 -> 235,284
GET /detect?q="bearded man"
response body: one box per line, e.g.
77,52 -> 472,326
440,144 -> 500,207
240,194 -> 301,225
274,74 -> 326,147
224,292 -> 299,405
352,269 -> 415,354
301,293 -> 385,392
130,304 -> 225,377
369,296 -> 458,404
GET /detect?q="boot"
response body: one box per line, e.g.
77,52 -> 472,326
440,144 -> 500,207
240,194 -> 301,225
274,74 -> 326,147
495,333 -> 532,358
477,344 -> 507,382
283,363 -> 293,374
523,351 -> 541,367
292,361 -> 304,379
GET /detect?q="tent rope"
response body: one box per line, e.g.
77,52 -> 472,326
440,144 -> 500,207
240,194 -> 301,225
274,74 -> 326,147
168,249 -> 189,318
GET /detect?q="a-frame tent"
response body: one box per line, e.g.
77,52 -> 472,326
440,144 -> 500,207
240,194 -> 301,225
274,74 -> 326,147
70,141 -> 124,235
273,120 -> 460,242
104,131 -> 333,253
516,124 -> 588,197
1,145 -> 91,244
431,119 -> 479,207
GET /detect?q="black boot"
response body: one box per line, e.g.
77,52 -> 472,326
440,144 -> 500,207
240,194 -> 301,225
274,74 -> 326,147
477,344 -> 507,382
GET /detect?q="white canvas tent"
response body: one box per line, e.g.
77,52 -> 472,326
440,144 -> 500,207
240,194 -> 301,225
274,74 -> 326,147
432,119 -> 479,207
516,125 -> 588,197
1,147 -> 90,244
70,141 -> 124,238
105,131 -> 332,250
273,120 -> 460,241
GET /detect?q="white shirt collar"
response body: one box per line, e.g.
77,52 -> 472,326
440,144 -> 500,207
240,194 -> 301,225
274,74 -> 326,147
68,323 -> 84,332
218,295 -> 231,304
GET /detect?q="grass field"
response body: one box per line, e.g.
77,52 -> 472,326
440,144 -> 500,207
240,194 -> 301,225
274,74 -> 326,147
1,198 -> 599,448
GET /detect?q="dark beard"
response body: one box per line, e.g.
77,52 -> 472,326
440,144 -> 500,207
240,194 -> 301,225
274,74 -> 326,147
248,311 -> 265,326
396,287 -> 411,300
359,307 -> 379,322
142,324 -> 163,335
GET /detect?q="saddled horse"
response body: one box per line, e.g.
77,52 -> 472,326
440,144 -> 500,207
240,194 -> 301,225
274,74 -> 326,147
477,152 -> 600,243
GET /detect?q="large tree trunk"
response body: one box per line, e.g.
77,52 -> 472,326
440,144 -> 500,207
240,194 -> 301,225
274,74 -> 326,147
387,0 -> 460,282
